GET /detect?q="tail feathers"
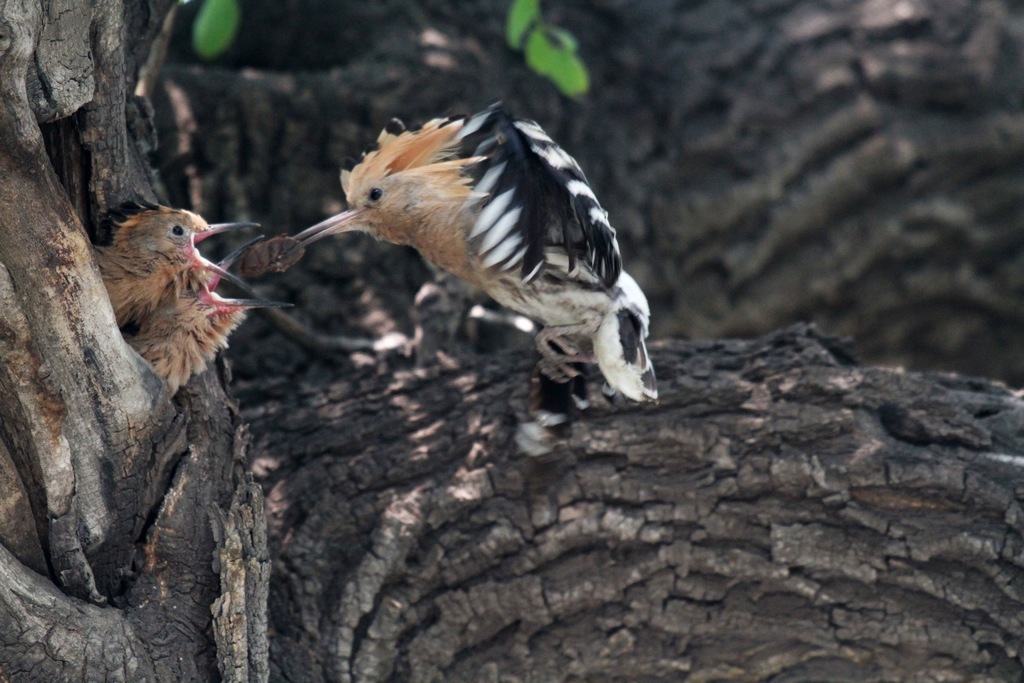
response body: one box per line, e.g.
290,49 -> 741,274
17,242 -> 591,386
593,308 -> 657,402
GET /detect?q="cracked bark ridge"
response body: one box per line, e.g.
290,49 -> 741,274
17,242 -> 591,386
120,370 -> 269,681
212,474 -> 272,683
156,0 -> 1024,386
241,324 -> 1024,682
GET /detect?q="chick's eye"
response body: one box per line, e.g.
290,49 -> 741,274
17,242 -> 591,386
171,225 -> 185,237
369,187 -> 383,202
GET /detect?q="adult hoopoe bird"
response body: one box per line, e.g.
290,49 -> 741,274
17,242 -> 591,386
295,103 -> 657,402
125,237 -> 289,393
94,201 -> 258,329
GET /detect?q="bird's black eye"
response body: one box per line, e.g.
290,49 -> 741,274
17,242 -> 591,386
171,225 -> 185,236
369,187 -> 383,202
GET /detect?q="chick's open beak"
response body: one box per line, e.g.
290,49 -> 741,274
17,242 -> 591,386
188,236 -> 261,290
293,209 -> 365,246
213,296 -> 293,310
195,238 -> 293,309
200,287 -> 293,311
199,259 -> 251,292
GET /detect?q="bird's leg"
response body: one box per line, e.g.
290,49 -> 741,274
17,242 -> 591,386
535,322 -> 599,382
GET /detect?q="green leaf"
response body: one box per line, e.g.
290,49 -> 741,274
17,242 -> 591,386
546,48 -> 590,97
525,29 -> 589,97
192,0 -> 241,60
506,0 -> 540,49
524,28 -> 558,76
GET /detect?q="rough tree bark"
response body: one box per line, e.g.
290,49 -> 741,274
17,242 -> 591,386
155,0 -> 1024,386
4,1 -> 1024,682
0,1 -> 267,680
241,325 -> 1024,682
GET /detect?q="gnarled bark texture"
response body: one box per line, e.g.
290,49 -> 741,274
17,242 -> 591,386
0,1 -> 267,680
155,0 -> 1024,386
241,325 -> 1024,682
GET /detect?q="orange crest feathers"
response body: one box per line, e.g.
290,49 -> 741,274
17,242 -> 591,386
348,116 -> 466,191
400,159 -> 479,200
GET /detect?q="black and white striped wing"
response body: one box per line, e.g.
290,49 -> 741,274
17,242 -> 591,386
458,104 -> 622,288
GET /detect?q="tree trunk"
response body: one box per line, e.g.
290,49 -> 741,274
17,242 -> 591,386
0,1 -> 267,680
241,325 -> 1024,682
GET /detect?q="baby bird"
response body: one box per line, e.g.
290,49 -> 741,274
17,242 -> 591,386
125,238 -> 289,393
94,201 -> 258,328
295,103 -> 656,401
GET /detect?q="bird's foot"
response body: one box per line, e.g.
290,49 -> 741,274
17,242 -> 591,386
537,351 -> 596,381
536,331 -> 582,357
535,335 -> 595,383
537,356 -> 582,383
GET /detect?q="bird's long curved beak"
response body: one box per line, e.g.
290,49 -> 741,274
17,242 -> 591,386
196,221 -> 260,243
293,209 -> 365,246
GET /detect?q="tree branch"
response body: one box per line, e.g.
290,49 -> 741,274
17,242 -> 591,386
241,325 -> 1024,681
